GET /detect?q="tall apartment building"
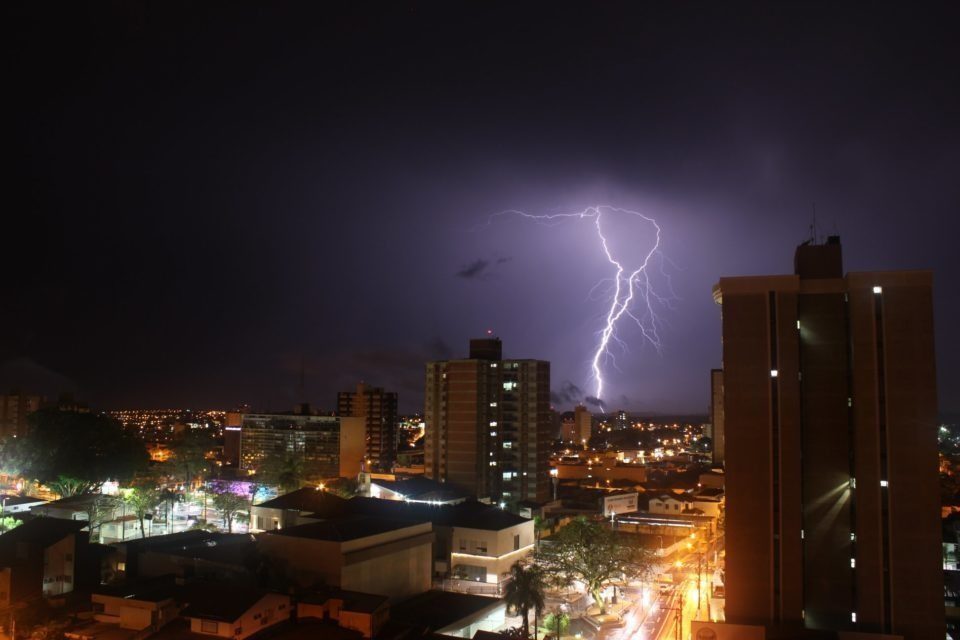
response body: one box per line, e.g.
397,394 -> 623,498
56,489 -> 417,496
337,383 -> 398,472
239,413 -> 365,481
423,338 -> 551,504
709,369 -> 725,465
713,237 -> 941,638
0,391 -> 43,439
573,404 -> 592,444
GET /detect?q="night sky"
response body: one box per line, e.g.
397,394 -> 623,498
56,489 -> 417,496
6,3 -> 959,415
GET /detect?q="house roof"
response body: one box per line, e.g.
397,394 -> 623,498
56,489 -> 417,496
269,620 -> 363,640
390,590 -> 502,633
34,493 -> 104,511
347,497 -> 530,532
254,487 -> 349,516
0,517 -> 86,563
120,531 -> 256,568
180,583 -> 277,622
299,586 -> 388,614
371,477 -> 468,503
653,493 -> 695,503
266,515 -> 427,542
0,495 -> 46,507
696,487 -> 724,498
95,576 -> 180,603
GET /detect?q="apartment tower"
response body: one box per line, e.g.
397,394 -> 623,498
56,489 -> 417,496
337,383 -> 398,472
423,338 -> 551,504
713,237 -> 941,638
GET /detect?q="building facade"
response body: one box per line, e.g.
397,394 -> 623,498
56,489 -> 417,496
239,414 -> 365,481
424,338 -> 551,504
710,369 -> 725,465
714,237 -> 942,638
337,383 -> 398,472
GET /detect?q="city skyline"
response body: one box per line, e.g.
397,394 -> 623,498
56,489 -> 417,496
5,4 -> 958,415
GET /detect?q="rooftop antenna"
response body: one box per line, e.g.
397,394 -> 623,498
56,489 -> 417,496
299,356 -> 305,402
810,202 -> 819,244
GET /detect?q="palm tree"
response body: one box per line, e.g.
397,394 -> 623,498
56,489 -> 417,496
258,453 -> 305,493
504,562 -> 546,639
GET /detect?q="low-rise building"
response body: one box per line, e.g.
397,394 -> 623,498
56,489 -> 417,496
180,585 -> 290,640
347,497 -> 534,586
90,579 -> 180,632
0,494 -> 46,513
0,518 -> 86,606
297,587 -> 389,638
249,487 -> 348,532
257,516 -> 434,600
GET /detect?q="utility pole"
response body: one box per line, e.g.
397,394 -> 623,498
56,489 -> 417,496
676,590 -> 684,640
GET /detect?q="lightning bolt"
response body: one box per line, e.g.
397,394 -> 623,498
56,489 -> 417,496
483,206 -> 668,407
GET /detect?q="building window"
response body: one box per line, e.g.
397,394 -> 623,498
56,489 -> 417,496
514,534 -> 520,550
201,620 -> 218,634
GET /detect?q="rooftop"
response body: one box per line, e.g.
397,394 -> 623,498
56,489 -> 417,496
299,586 -> 388,614
391,590 -> 502,633
347,497 -> 530,531
0,517 -> 86,563
180,583 -> 276,622
34,493 -> 105,510
266,515 -> 427,542
0,494 -> 46,506
371,477 -> 468,503
255,487 -> 349,516
94,576 -> 180,603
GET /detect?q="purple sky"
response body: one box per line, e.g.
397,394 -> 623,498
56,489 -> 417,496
5,3 -> 959,414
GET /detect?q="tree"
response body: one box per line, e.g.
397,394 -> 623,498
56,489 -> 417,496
326,477 -> 359,498
0,516 -> 22,533
123,487 -> 160,539
257,453 -> 305,493
158,488 -> 179,533
47,475 -> 99,498
6,408 -> 148,491
170,431 -> 214,489
503,562 -> 546,639
536,516 -> 652,614
86,495 -> 121,543
212,490 -> 249,533
540,612 -> 570,639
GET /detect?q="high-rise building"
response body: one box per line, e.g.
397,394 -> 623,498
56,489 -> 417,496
223,409 -> 245,467
713,237 -> 941,638
613,409 -> 629,430
423,338 -> 551,504
560,412 -> 576,442
574,404 -> 592,445
710,369 -> 725,465
239,413 -> 366,481
337,383 -> 398,472
0,391 -> 43,439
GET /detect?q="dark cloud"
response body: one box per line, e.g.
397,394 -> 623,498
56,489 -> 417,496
551,380 -> 584,406
456,259 -> 490,279
584,396 -> 603,408
0,358 -> 77,398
